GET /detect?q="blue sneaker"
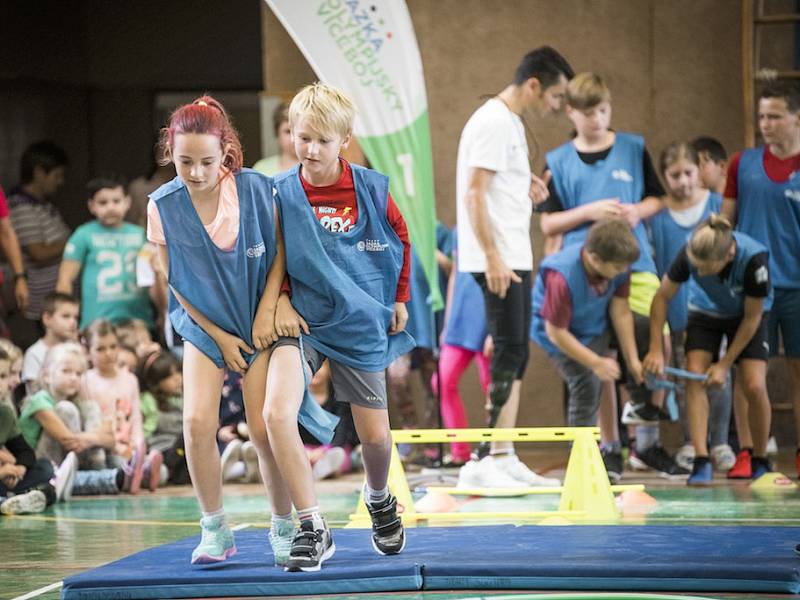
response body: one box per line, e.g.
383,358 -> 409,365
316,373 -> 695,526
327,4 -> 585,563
752,457 -> 773,480
191,515 -> 237,564
269,518 -> 295,566
687,460 -> 713,486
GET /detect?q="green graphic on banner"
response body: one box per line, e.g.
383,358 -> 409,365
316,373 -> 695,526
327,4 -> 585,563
358,111 -> 441,311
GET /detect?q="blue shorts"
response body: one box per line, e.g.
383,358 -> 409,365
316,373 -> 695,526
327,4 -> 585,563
767,288 -> 800,357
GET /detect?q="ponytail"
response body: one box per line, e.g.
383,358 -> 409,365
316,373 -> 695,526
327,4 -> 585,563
688,214 -> 734,262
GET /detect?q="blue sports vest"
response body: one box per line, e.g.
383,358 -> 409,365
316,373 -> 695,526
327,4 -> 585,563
443,268 -> 488,353
735,147 -> 800,289
531,243 -> 629,357
274,163 -> 415,371
647,192 -> 722,331
688,231 -> 773,318
153,169 -> 338,443
547,132 -> 657,274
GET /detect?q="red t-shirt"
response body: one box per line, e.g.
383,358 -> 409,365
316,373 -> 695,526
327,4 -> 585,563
288,160 -> 411,302
724,146 -> 800,200
540,249 -> 630,329
0,185 -> 10,219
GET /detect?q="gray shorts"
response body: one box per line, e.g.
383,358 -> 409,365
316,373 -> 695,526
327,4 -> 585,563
273,337 -> 388,409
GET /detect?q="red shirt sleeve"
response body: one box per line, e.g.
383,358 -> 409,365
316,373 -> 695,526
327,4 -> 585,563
280,275 -> 292,297
386,193 -> 411,303
540,269 -> 572,329
0,186 -> 9,219
723,151 -> 742,200
614,274 -> 631,299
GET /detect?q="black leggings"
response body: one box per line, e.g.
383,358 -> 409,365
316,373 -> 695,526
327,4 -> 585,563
473,270 -> 532,379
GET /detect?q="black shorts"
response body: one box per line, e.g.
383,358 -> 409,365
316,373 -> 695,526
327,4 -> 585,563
685,311 -> 770,362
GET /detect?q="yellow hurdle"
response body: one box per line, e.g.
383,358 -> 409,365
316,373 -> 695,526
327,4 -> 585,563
347,426 -> 643,527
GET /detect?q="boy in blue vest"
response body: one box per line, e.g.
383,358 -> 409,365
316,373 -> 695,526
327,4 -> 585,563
721,81 -> 800,479
644,216 -> 773,485
531,218 -> 643,460
56,176 -> 154,330
535,72 -> 682,479
269,83 -> 414,572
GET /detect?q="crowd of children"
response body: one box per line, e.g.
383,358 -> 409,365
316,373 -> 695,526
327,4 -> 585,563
0,51 -> 797,575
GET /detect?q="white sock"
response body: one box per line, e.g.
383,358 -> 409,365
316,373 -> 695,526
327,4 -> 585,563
202,507 -> 225,523
366,484 -> 389,504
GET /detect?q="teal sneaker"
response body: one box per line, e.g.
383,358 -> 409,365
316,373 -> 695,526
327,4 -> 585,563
191,515 -> 237,564
269,518 -> 295,566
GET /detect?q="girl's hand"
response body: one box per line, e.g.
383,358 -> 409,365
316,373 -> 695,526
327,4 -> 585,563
618,203 -> 641,228
215,331 -> 254,374
390,302 -> 408,334
586,198 -> 622,221
628,358 -> 644,386
642,350 -> 665,377
217,425 -> 237,444
705,362 -> 728,388
275,294 -> 309,338
252,312 -> 278,351
0,448 -> 17,465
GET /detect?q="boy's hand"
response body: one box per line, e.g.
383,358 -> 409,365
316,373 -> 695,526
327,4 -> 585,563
591,355 -> 621,382
585,198 -> 622,222
390,302 -> 408,334
215,331 -> 253,374
252,312 -> 278,351
705,362 -> 728,388
529,171 -> 551,205
642,350 -> 665,377
628,358 -> 644,385
275,294 -> 310,338
483,335 -> 494,359
486,254 -> 521,299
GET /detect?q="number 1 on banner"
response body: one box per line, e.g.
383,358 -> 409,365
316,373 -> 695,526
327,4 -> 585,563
397,153 -> 415,198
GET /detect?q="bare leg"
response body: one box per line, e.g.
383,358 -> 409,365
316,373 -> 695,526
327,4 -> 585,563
738,359 -> 770,457
264,345 -> 317,510
242,350 -> 292,516
733,376 -> 753,449
788,358 -> 800,450
351,404 -> 392,491
491,379 -> 521,454
598,381 -> 619,445
182,343 -> 225,513
686,350 -> 713,457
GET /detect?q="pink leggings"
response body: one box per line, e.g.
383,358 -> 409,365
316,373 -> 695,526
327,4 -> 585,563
432,344 -> 491,462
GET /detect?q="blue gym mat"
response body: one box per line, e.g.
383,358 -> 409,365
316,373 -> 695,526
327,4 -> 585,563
61,525 -> 800,599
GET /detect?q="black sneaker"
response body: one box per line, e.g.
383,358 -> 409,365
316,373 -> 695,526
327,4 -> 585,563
600,447 -> 623,484
366,494 -> 405,555
621,401 -> 673,425
637,445 -> 690,479
284,519 -> 335,572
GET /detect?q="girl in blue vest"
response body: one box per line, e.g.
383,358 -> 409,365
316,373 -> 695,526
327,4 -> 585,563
644,216 -> 773,485
147,96 -> 334,565
268,83 -> 415,572
535,72 -> 683,479
647,142 -> 734,474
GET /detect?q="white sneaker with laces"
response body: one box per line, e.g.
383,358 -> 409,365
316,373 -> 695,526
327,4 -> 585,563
456,455 -> 528,489
241,441 -> 261,483
221,439 -> 243,482
53,451 -> 78,502
710,444 -> 736,472
0,489 -> 46,515
312,447 -> 346,480
492,454 -> 561,487
675,444 -> 695,471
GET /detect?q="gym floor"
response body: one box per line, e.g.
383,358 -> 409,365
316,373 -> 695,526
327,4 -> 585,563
5,448 -> 799,600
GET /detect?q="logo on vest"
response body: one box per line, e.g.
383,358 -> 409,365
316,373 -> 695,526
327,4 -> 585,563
785,189 -> 800,203
246,242 -> 266,258
611,169 -> 634,183
357,239 -> 389,252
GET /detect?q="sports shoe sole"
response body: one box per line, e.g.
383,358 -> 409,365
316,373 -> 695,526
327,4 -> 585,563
0,490 -> 47,515
372,531 -> 406,556
191,546 -> 237,564
285,541 -> 336,572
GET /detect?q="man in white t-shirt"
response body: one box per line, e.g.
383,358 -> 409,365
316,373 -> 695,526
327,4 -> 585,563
456,46 -> 573,488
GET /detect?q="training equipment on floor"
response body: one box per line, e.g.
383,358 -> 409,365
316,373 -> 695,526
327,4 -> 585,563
60,524 -> 800,598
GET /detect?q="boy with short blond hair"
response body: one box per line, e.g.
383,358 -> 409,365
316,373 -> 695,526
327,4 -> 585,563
56,176 -> 153,330
268,82 -> 413,572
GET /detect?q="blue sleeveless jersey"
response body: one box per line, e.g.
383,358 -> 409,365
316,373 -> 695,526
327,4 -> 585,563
153,169 -> 338,443
688,231 -> 773,318
443,268 -> 487,352
546,132 -> 657,274
735,147 -> 800,289
531,243 -> 629,357
647,192 -> 722,331
274,163 -> 415,371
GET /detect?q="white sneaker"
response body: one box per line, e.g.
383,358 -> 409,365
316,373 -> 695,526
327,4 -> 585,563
711,444 -> 737,472
767,436 -> 778,456
0,489 -> 47,515
241,441 -> 261,483
221,439 -> 243,482
675,444 -> 695,471
53,451 -> 78,502
456,455 -> 528,489
492,454 -> 561,487
312,447 -> 346,480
